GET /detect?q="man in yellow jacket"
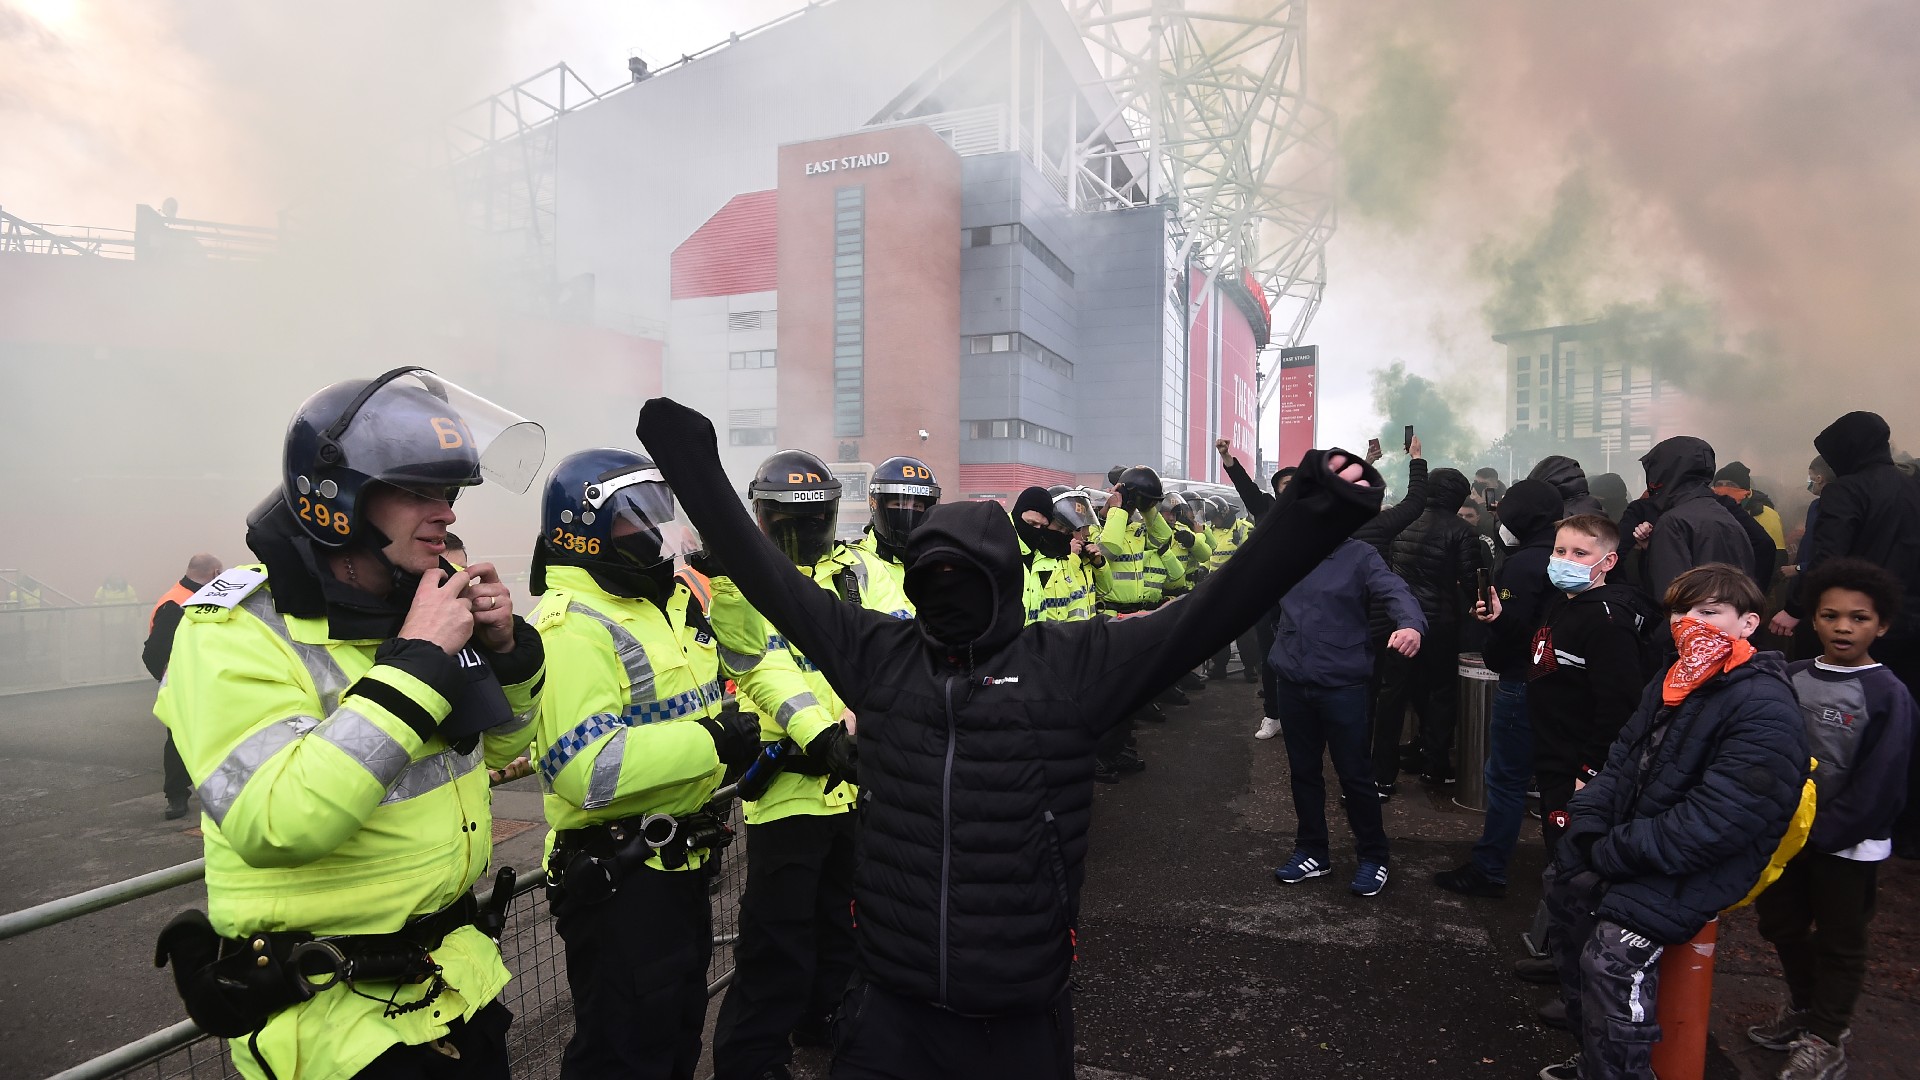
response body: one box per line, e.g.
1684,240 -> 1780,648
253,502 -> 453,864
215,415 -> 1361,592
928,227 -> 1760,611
1094,465 -> 1171,614
708,448 -> 907,1080
154,369 -> 547,1080
506,447 -> 760,1079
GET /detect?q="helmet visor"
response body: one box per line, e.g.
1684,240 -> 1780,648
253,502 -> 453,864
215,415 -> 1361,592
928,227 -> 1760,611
870,491 -> 937,546
592,467 -> 702,566
1051,492 -> 1098,531
757,502 -> 837,566
360,369 -> 546,497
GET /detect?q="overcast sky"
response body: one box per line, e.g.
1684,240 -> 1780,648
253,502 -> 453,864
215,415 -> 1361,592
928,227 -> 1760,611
6,0 -> 1910,483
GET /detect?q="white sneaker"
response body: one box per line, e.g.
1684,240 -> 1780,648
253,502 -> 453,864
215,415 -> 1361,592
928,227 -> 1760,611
1254,716 -> 1284,740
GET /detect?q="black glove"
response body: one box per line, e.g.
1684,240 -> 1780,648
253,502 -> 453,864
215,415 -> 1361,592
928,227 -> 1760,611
698,705 -> 761,771
688,548 -> 727,580
804,724 -> 858,786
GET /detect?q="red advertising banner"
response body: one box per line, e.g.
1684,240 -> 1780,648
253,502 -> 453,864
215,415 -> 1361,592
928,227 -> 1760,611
1275,345 -> 1317,470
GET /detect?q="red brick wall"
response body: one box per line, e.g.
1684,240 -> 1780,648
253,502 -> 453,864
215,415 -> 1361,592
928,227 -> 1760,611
776,126 -> 961,490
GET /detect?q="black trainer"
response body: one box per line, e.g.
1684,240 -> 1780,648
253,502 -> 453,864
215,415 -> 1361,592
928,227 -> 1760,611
1093,760 -> 1122,784
1536,998 -> 1568,1030
1513,954 -> 1558,984
164,796 -> 190,821
1432,863 -> 1507,899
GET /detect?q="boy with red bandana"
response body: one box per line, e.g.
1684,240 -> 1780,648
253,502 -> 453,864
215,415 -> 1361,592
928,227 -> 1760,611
1536,564 -> 1809,1080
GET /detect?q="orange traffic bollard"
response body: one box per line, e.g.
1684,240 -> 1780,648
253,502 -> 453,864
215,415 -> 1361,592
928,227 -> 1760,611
1651,917 -> 1719,1080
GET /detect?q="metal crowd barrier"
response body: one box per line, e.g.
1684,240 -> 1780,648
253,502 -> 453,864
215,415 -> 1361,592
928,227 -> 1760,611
11,800 -> 751,1080
0,603 -> 150,696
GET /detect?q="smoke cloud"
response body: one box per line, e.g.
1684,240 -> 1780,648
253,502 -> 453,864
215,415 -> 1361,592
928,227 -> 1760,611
1313,0 -> 1920,497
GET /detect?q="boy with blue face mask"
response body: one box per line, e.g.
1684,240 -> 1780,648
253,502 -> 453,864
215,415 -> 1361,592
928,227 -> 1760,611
1526,515 -> 1654,865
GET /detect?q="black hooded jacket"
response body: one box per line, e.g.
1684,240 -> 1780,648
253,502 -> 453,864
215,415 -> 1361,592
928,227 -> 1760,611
1529,455 -> 1605,518
1388,468 -> 1489,628
1633,437 -> 1754,603
1482,479 -> 1563,678
1789,411 -> 1920,642
638,398 -> 1381,1015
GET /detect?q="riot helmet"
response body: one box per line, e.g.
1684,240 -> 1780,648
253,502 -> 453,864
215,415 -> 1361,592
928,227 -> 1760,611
868,455 -> 941,551
1046,484 -> 1070,498
536,448 -> 699,598
1115,465 -> 1163,512
1159,490 -> 1197,528
749,449 -> 842,567
1051,489 -> 1099,533
281,367 -> 544,550
1204,495 -> 1236,528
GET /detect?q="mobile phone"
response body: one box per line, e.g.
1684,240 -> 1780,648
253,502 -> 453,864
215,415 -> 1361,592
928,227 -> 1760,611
1367,437 -> 1382,457
1476,567 -> 1494,609
1403,424 -> 1415,453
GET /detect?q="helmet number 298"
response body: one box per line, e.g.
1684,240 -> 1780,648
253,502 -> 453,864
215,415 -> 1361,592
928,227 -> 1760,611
297,496 -> 352,536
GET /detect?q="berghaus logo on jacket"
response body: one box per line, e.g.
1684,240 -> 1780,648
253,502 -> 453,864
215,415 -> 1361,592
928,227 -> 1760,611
981,675 -> 1020,686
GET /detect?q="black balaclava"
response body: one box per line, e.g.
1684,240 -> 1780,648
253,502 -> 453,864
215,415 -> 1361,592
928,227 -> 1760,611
910,562 -> 994,648
1011,486 -> 1068,562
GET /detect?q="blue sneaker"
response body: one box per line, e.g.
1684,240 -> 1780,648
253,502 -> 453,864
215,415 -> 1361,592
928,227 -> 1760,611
1273,851 -> 1331,884
1350,861 -> 1389,897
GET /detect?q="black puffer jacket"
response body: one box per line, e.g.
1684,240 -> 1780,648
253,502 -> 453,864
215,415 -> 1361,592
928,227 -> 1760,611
1388,468 -> 1489,627
1788,411 -> 1920,644
638,398 -> 1382,1014
1635,437 -> 1754,603
1560,652 -> 1809,945
1529,455 -> 1605,517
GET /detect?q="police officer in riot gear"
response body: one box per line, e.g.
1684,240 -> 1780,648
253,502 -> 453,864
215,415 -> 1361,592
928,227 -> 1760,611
154,368 -> 547,1079
710,449 -> 911,1080
511,448 -> 761,1080
855,455 -> 940,590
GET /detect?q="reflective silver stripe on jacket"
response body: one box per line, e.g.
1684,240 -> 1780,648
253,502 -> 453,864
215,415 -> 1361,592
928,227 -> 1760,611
568,603 -> 657,702
314,707 -> 412,789
196,719 -> 311,826
716,641 -> 763,675
240,589 -> 349,715
774,692 -> 820,729
380,744 -> 484,805
584,728 -> 628,809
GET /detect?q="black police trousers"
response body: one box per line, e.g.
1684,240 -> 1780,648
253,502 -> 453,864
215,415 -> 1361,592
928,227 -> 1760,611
162,732 -> 192,802
353,999 -> 512,1079
712,812 -> 857,1080
552,862 -> 714,1080
830,980 -> 1074,1080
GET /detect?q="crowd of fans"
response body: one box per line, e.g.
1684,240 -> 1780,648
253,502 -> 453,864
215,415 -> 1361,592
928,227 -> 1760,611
1221,409 -> 1918,1080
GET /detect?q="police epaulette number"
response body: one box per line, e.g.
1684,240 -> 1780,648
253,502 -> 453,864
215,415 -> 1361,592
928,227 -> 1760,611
184,566 -> 268,610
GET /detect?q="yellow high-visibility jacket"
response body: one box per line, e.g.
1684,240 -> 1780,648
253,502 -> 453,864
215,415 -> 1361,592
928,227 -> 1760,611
155,566 -> 540,1080
709,543 -> 911,826
511,565 -> 727,873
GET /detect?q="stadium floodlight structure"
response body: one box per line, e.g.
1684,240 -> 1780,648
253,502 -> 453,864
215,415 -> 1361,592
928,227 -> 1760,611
1067,0 -> 1336,413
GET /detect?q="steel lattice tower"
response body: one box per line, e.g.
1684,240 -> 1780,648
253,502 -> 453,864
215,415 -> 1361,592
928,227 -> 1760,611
1068,0 -> 1336,412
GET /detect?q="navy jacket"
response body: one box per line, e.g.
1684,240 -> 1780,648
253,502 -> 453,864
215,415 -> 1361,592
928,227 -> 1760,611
1270,539 -> 1426,688
1560,651 -> 1809,944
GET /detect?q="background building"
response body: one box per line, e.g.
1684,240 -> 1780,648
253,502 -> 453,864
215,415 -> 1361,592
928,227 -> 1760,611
1493,309 -> 1701,476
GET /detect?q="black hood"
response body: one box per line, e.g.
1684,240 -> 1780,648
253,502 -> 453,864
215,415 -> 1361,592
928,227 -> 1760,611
1640,436 -> 1718,510
1497,479 -> 1564,547
1814,411 -> 1893,477
1590,472 -> 1631,520
1424,468 -> 1472,513
903,500 -> 1025,658
1529,455 -> 1601,514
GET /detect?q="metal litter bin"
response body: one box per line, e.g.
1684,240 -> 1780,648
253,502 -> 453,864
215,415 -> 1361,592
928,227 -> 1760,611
1453,653 -> 1499,812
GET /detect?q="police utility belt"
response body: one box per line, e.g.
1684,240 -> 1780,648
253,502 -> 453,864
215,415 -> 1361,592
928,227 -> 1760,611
548,805 -> 736,903
153,870 -> 516,1039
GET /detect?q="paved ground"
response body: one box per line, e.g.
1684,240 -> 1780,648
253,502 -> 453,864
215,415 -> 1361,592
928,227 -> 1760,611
3,676 -> 1915,1079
